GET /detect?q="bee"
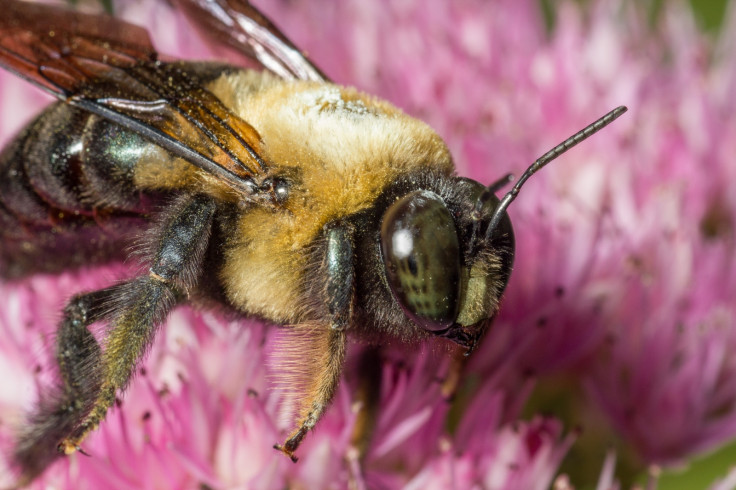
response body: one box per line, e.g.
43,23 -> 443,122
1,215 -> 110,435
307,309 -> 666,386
0,0 -> 626,484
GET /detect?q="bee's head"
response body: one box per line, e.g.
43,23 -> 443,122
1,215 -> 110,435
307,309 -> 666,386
379,106 -> 627,352
379,181 -> 513,353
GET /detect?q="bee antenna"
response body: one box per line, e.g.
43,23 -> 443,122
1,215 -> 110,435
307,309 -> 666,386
484,105 -> 628,242
472,174 -> 515,217
467,173 -> 515,255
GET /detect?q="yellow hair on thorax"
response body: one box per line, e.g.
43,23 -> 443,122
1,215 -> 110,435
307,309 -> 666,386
204,71 -> 454,323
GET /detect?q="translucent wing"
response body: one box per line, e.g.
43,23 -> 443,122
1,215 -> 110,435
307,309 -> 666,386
0,0 -> 270,198
175,0 -> 328,82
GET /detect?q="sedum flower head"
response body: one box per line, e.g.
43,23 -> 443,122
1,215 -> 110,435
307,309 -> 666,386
1,0 -> 735,488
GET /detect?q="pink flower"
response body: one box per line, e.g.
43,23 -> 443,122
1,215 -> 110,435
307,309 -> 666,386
1,0 -> 735,488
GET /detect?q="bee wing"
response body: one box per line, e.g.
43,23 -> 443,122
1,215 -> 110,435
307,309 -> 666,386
0,1 -> 268,197
174,0 -> 328,82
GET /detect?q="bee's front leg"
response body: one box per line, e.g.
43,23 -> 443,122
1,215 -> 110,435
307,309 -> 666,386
274,224 -> 354,461
349,347 -> 382,459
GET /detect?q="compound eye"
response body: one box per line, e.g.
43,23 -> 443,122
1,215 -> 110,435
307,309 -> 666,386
380,190 -> 461,332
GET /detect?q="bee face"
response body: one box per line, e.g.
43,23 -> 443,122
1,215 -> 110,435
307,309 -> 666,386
379,186 -> 513,340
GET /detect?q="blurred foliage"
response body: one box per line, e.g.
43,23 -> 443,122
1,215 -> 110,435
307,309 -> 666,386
539,0 -> 730,36
687,0 -> 729,33
524,374 -> 645,489
658,439 -> 736,490
644,0 -> 729,34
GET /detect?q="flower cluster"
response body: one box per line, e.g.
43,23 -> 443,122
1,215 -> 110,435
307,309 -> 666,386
0,0 -> 735,488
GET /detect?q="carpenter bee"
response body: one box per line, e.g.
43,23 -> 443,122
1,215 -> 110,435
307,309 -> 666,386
0,0 -> 627,484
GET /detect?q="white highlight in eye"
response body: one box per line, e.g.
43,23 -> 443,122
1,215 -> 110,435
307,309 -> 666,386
392,230 -> 413,259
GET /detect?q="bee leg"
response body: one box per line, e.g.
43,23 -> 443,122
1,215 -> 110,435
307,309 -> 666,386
349,347 -> 382,460
344,348 -> 382,488
274,328 -> 347,462
274,224 -> 353,461
55,194 -> 216,456
12,288 -> 115,484
441,346 -> 468,400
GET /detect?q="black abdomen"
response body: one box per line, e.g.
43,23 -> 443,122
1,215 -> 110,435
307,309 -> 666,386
0,103 -> 160,277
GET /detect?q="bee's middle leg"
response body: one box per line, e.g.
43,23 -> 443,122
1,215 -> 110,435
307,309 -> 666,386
12,287 -> 116,483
